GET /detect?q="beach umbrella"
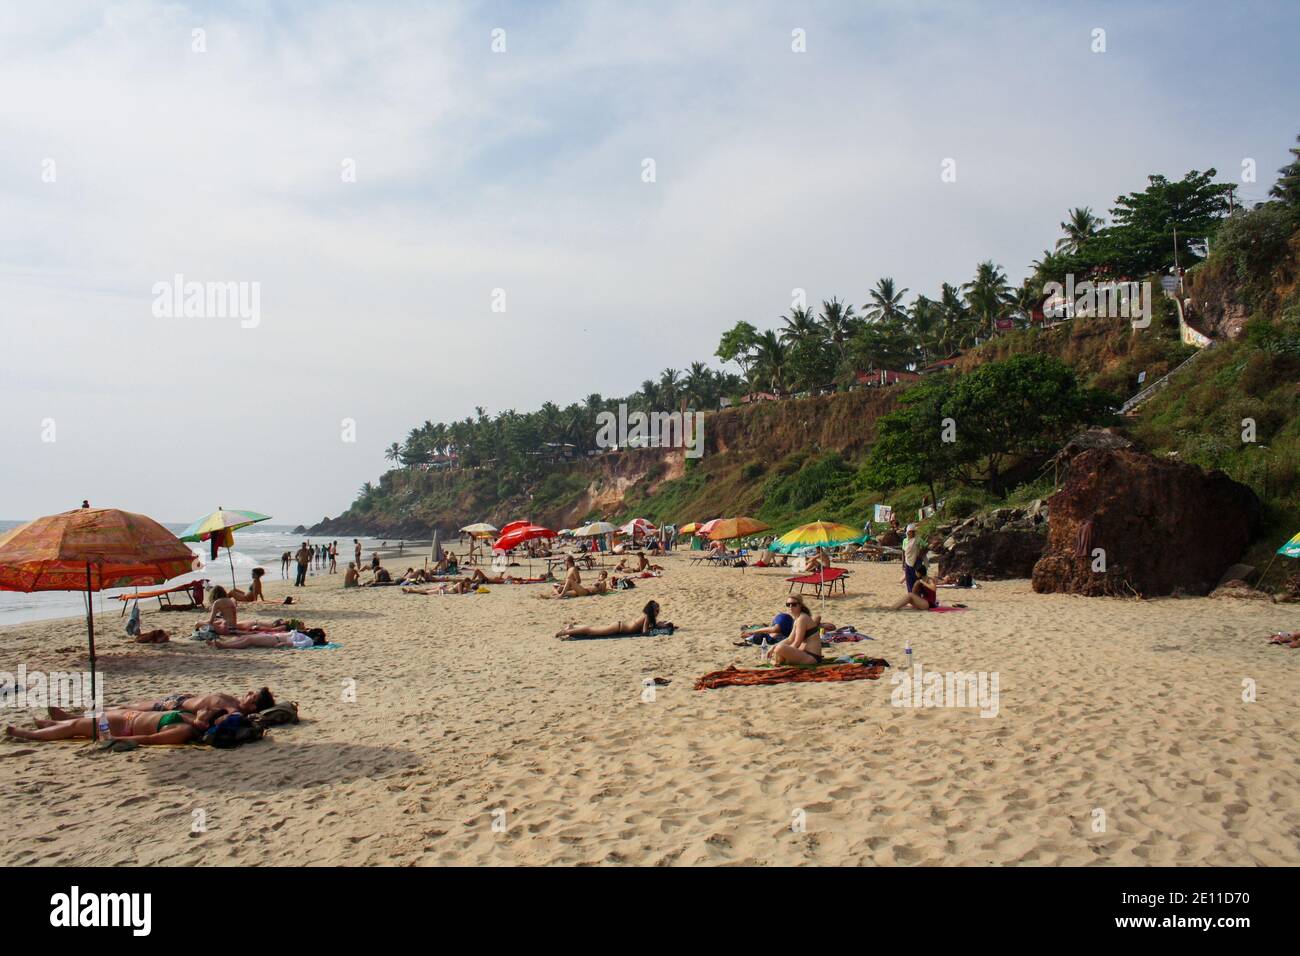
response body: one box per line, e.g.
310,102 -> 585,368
431,530 -> 444,565
492,524 -> 556,576
178,507 -> 271,588
678,522 -> 702,535
706,516 -> 770,541
576,522 -> 616,536
0,507 -> 195,739
459,522 -> 498,537
696,518 -> 722,536
618,518 -> 657,536
1257,529 -> 1300,586
773,520 -> 866,554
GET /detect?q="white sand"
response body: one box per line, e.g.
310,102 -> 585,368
2,554 -> 1297,866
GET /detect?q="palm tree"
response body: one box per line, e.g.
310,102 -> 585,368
658,368 -> 682,408
819,298 -> 858,358
938,282 -> 973,353
750,330 -> 789,394
384,442 -> 403,464
683,361 -> 712,408
963,261 -> 1013,340
864,277 -> 910,324
638,380 -> 659,410
1055,207 -> 1104,253
908,295 -> 942,364
779,306 -> 823,346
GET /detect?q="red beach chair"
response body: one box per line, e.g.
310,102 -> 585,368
785,567 -> 849,597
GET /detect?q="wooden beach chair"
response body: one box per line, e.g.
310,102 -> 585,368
115,579 -> 208,615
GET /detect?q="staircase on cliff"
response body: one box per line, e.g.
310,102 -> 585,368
1119,341 -> 1216,417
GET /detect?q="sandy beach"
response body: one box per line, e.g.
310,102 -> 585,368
2,553 -> 1297,867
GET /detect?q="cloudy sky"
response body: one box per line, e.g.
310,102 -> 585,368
2,0 -> 1297,524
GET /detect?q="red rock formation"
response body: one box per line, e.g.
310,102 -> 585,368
1031,449 -> 1260,597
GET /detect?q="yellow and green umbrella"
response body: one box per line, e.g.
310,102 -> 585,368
179,507 -> 271,587
773,520 -> 866,554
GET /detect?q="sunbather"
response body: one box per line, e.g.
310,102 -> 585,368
765,597 -> 825,664
344,562 -> 360,587
889,563 -> 938,610
7,707 -> 229,744
555,600 -> 671,639
47,688 -> 274,720
229,567 -> 267,603
1268,631 -> 1299,648
212,628 -> 328,649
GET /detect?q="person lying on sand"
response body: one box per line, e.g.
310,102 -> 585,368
763,597 -> 825,664
403,579 -> 474,595
212,628 -> 328,649
615,552 -> 663,573
229,567 -> 267,603
888,563 -> 938,610
555,600 -> 671,640
1268,632 -> 1300,648
7,708 -> 229,744
126,688 -> 274,715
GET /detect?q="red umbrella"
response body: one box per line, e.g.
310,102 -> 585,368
0,507 -> 195,739
492,524 -> 557,552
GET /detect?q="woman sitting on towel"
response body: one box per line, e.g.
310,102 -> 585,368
229,567 -> 267,603
890,563 -> 938,610
6,707 -> 231,744
763,597 -> 827,664
555,600 -> 671,639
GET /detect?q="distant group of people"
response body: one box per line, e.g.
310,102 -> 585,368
281,541 -> 343,585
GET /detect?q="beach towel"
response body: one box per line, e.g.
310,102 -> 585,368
125,601 -> 141,637
822,626 -> 875,642
695,661 -> 887,690
299,641 -> 343,650
928,605 -> 968,613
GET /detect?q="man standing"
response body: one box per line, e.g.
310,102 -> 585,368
902,523 -> 924,594
354,539 -> 362,571
294,541 -> 312,587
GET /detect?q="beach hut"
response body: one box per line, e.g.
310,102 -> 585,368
0,507 -> 194,738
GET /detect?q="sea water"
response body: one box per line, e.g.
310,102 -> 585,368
0,521 -> 397,627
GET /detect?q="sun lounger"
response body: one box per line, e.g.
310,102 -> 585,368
115,579 -> 208,615
785,567 -> 849,597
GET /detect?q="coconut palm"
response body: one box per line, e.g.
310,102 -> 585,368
963,261 -> 1013,339
750,330 -> 789,394
819,297 -> 858,360
779,306 -> 823,346
864,277 -> 910,324
1055,206 -> 1104,254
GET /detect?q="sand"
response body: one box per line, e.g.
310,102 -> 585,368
1,553 -> 1297,866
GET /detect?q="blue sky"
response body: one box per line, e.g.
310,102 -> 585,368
1,0 -> 1297,523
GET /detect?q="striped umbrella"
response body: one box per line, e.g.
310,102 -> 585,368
773,520 -> 866,554
178,507 -> 271,587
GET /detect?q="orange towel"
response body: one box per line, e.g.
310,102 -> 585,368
694,662 -> 884,690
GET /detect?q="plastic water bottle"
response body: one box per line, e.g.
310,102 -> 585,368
759,638 -> 769,662
904,640 -> 913,669
97,710 -> 110,739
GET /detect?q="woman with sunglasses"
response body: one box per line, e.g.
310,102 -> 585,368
762,597 -> 829,665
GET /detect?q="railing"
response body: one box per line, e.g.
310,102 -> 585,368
1118,341 -> 1215,415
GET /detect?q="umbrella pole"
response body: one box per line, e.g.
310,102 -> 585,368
227,546 -> 237,589
85,561 -> 99,742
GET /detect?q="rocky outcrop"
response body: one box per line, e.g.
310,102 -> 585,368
934,505 -> 1048,580
1031,448 -> 1261,597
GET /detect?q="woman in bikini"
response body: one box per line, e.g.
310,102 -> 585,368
765,597 -> 825,665
45,688 -> 274,719
6,708 -> 228,744
229,567 -> 267,604
555,600 -> 671,639
889,563 -> 939,610
212,628 -> 328,649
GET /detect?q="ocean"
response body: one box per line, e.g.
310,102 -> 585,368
0,521 -> 402,627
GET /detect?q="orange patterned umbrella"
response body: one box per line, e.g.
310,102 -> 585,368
0,508 -> 194,739
0,508 -> 194,592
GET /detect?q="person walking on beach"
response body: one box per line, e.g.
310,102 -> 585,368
294,542 -> 312,587
902,523 -> 923,593
354,539 -> 362,571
